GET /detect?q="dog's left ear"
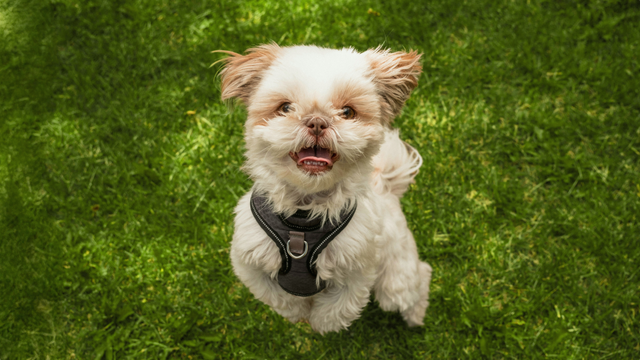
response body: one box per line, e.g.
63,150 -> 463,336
215,43 -> 281,105
365,48 -> 422,122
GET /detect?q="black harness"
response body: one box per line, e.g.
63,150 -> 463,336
249,192 -> 357,297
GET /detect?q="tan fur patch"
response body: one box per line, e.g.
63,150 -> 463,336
247,91 -> 291,127
331,81 -> 380,122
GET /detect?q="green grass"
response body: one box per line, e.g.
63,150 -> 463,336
1,0 -> 639,358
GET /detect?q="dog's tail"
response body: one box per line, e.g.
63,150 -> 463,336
371,130 -> 423,198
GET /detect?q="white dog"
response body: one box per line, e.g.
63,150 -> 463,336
218,44 -> 432,334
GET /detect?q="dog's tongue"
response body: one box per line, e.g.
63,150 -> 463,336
297,146 -> 333,165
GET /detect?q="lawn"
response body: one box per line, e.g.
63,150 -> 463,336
1,0 -> 639,358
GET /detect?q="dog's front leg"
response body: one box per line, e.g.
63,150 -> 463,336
230,234 -> 312,324
230,255 -> 312,323
308,270 -> 375,334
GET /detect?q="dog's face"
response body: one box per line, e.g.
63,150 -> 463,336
219,45 -> 421,194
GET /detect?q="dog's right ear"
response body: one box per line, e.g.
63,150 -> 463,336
214,43 -> 281,104
364,47 -> 422,123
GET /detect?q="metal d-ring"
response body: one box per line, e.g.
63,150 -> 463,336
286,240 -> 308,259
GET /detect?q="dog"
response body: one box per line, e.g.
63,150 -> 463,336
217,44 -> 432,334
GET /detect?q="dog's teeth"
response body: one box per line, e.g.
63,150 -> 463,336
303,160 -> 326,166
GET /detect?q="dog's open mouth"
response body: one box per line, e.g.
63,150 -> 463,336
289,146 -> 339,174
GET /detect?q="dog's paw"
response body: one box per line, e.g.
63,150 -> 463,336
308,307 -> 353,334
400,297 -> 429,327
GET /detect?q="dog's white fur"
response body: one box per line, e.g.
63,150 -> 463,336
219,44 -> 432,334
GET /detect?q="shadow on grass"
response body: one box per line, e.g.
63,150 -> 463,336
0,1 -> 74,355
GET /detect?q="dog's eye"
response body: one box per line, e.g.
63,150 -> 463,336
341,106 -> 356,119
278,102 -> 292,114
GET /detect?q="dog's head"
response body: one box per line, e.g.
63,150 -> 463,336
218,44 -> 421,194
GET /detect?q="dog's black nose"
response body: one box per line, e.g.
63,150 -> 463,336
306,117 -> 328,136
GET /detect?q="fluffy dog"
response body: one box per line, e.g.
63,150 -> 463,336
218,44 -> 432,334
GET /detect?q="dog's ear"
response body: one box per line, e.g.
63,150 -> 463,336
365,48 -> 422,122
215,43 -> 281,104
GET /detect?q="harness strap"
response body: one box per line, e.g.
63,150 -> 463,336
288,231 -> 307,258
